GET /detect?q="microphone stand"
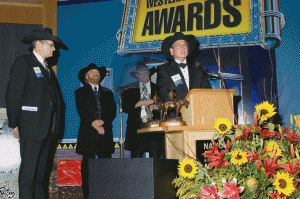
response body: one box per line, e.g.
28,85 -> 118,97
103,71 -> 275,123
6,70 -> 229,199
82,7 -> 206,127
115,87 -> 127,158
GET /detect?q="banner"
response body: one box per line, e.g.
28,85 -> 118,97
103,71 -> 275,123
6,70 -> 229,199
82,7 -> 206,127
133,0 -> 251,42
118,0 -> 264,55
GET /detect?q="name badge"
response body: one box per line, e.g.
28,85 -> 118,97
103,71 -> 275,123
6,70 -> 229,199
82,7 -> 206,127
171,74 -> 183,87
22,106 -> 38,112
33,67 -> 43,78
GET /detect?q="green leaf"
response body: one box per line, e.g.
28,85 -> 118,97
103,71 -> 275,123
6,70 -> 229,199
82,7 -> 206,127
268,123 -> 275,132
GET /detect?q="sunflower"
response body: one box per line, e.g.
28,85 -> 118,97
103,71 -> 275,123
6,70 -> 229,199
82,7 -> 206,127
245,177 -> 257,190
178,159 -> 198,179
214,118 -> 232,135
294,115 -> 300,128
255,101 -> 276,121
266,141 -> 283,157
273,171 -> 295,196
231,150 -> 248,165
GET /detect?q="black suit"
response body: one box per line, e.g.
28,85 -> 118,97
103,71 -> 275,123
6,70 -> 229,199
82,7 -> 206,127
75,84 -> 116,198
122,81 -> 164,158
6,52 -> 64,198
156,60 -> 212,102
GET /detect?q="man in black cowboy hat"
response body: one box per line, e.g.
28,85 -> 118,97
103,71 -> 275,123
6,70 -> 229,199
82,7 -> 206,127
122,61 -> 164,158
75,63 -> 116,198
5,27 -> 67,198
157,32 -> 211,103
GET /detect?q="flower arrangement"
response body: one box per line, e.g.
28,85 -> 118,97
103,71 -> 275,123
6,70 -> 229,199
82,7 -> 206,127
172,101 -> 300,199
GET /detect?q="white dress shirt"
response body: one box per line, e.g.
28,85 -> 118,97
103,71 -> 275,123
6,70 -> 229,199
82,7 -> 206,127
33,51 -> 48,70
139,81 -> 151,119
175,59 -> 189,90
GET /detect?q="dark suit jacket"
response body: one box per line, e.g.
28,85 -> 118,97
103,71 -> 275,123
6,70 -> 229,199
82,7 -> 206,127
75,85 -> 116,155
6,52 -> 64,140
122,81 -> 159,151
156,60 -> 212,102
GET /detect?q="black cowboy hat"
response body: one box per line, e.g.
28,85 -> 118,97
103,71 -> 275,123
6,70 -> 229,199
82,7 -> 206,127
22,28 -> 68,50
78,63 -> 107,85
161,32 -> 199,60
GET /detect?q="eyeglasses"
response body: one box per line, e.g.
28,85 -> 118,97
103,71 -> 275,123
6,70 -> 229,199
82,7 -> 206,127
172,44 -> 188,49
41,41 -> 55,48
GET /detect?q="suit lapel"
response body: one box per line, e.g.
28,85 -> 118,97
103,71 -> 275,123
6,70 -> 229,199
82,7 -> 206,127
30,53 -> 50,80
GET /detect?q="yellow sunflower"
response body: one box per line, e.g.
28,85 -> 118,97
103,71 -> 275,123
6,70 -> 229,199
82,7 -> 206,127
273,171 -> 295,196
214,118 -> 232,135
255,101 -> 276,121
266,141 -> 283,157
294,115 -> 300,128
230,150 -> 248,165
178,159 -> 198,179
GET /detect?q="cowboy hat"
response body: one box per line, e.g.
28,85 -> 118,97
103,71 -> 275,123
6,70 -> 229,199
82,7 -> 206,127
130,61 -> 150,78
22,28 -> 68,50
78,63 -> 107,85
161,32 -> 199,60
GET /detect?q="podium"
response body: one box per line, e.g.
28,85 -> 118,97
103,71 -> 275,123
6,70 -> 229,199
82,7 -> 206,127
138,89 -> 236,161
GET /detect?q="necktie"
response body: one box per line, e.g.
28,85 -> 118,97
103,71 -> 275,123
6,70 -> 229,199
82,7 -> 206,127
44,60 -> 50,72
93,86 -> 98,92
141,85 -> 148,101
178,63 -> 187,69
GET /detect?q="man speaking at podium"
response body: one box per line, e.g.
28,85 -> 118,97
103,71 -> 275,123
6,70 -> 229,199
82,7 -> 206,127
157,32 -> 212,102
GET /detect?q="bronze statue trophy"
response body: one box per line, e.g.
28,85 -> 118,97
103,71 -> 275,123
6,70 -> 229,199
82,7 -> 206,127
144,92 -> 164,128
160,88 -> 189,127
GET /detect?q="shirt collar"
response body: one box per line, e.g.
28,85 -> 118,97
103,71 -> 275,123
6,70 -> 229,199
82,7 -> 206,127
89,84 -> 99,89
174,59 -> 187,64
139,81 -> 150,88
33,51 -> 45,65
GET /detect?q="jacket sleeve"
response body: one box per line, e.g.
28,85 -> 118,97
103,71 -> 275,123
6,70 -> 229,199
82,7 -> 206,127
197,67 -> 212,89
102,90 -> 117,125
5,56 -> 30,129
156,65 -> 172,102
122,88 -> 139,113
75,89 -> 97,126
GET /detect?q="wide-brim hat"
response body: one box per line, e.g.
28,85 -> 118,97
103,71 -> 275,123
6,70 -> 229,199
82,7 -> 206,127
78,63 -> 107,85
161,32 -> 199,60
22,28 -> 68,50
130,61 -> 150,78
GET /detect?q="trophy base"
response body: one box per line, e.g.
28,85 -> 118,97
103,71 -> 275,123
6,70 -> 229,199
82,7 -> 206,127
159,117 -> 187,127
144,120 -> 161,128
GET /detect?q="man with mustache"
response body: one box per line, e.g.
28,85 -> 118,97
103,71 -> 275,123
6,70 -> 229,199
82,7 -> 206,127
75,63 -> 116,199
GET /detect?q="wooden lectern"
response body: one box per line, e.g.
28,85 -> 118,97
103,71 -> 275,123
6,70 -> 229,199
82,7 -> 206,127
138,89 -> 236,161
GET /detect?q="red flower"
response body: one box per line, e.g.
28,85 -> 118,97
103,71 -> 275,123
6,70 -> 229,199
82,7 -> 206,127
235,126 -> 253,141
284,127 -> 300,144
226,139 -> 230,150
254,112 -> 258,127
262,156 -> 280,178
208,150 -> 228,169
267,192 -> 287,199
256,161 -> 262,170
203,142 -> 219,158
257,127 -> 275,139
245,150 -> 260,163
280,161 -> 300,175
218,178 -> 244,199
199,183 -> 221,199
291,144 -> 295,158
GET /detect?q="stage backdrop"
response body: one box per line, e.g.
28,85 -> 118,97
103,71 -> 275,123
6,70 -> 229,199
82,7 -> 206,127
57,0 -> 280,142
